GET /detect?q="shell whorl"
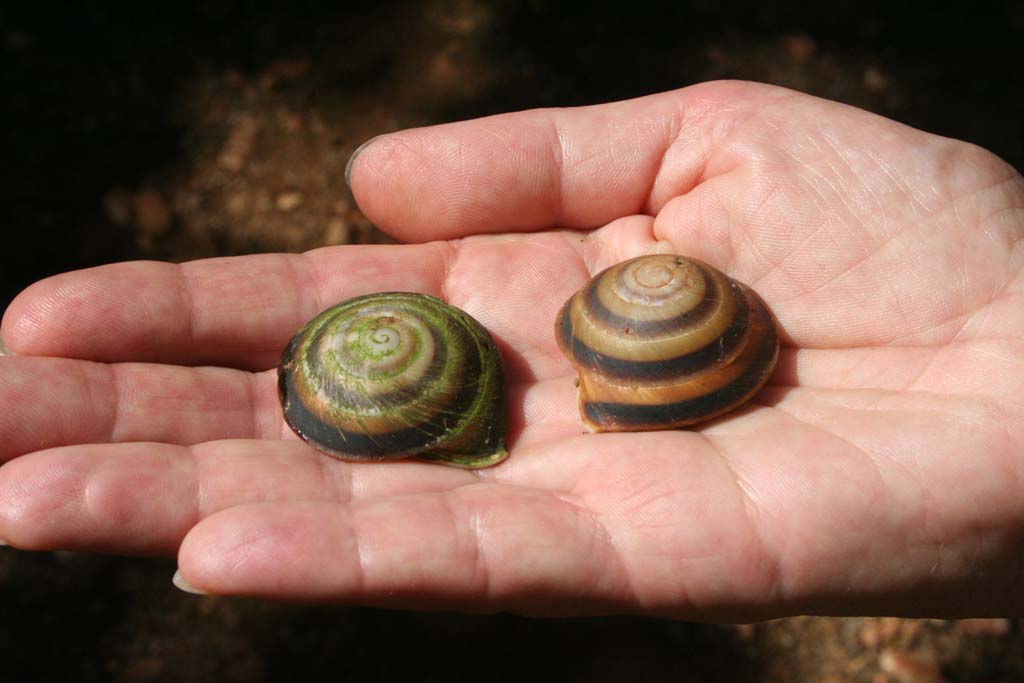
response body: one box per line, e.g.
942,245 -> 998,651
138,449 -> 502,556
278,292 -> 508,468
556,255 -> 778,431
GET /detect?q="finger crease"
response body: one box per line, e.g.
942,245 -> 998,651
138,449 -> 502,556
346,508 -> 369,594
245,371 -> 263,440
451,494 -> 491,598
702,433 -> 783,606
546,116 -> 568,227
175,265 -> 199,351
292,252 -> 324,319
105,363 -> 126,442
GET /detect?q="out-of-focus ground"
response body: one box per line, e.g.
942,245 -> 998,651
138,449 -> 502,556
2,1 -> 1023,681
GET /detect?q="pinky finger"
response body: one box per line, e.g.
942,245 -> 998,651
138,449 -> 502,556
175,488 -> 628,615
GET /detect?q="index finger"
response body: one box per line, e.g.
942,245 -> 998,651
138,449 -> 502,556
347,81 -> 768,242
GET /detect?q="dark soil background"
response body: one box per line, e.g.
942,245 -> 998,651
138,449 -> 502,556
2,1 -> 1023,681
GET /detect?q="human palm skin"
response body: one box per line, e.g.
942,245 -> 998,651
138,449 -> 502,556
1,81 -> 1022,619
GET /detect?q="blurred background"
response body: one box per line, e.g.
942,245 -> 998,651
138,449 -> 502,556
2,1 -> 1022,681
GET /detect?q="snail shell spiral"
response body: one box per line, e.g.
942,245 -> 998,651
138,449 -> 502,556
278,292 -> 508,468
556,254 -> 779,432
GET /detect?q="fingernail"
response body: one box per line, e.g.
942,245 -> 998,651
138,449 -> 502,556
344,134 -> 385,189
172,569 -> 207,595
0,539 -> 9,547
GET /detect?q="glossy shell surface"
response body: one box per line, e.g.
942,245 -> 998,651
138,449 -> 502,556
556,254 -> 778,431
279,292 -> 508,468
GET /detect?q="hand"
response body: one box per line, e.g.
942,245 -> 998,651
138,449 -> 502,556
2,81 -> 1022,619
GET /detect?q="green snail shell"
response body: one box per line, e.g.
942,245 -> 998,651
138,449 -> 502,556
278,292 -> 508,468
556,254 -> 779,432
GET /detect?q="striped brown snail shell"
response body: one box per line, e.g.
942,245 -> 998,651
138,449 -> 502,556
278,292 -> 508,468
556,254 -> 779,432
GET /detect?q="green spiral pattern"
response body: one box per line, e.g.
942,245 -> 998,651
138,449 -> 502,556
278,292 -> 508,468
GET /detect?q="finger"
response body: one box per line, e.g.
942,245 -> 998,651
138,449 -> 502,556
0,344 -> 580,465
0,440 -> 474,555
347,81 -> 772,242
175,490 -> 627,614
3,231 -> 605,380
0,377 -> 583,553
3,235 -> 583,379
1,245 -> 448,369
0,356 -> 281,462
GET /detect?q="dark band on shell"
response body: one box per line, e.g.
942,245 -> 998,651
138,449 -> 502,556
278,292 -> 508,468
556,254 -> 779,431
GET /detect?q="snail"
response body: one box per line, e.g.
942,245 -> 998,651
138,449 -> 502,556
556,254 -> 779,432
278,292 -> 508,468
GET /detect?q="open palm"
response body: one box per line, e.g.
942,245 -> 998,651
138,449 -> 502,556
2,81 -> 1022,618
